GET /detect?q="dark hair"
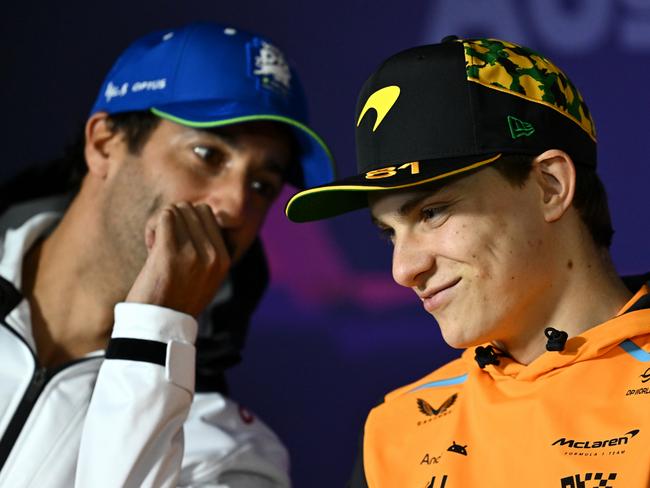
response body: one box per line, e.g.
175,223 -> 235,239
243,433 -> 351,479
492,153 -> 614,249
67,111 -> 162,192
0,111 -> 161,213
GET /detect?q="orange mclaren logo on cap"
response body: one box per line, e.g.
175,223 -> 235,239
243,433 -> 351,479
357,85 -> 401,132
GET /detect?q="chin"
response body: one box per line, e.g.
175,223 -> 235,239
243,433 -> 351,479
438,321 -> 492,350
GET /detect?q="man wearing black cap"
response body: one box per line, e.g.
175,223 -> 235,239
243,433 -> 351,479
287,38 -> 649,486
0,22 -> 334,486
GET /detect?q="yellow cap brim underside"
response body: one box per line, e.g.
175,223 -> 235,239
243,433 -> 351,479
285,154 -> 501,222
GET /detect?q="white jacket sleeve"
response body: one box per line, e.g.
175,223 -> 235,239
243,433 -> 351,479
75,302 -> 198,488
74,302 -> 291,488
179,393 -> 291,487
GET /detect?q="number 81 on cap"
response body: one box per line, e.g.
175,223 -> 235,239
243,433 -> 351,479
365,161 -> 420,179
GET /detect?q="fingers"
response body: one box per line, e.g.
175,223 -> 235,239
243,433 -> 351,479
195,204 -> 231,266
173,202 -> 206,256
149,206 -> 187,254
128,202 -> 232,316
157,202 -> 230,270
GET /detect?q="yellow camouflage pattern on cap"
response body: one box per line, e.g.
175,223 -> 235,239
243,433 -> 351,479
463,38 -> 596,142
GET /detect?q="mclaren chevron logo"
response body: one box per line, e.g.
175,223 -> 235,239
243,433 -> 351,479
357,85 -> 400,132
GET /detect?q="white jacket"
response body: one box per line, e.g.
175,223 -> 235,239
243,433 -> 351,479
0,213 -> 291,487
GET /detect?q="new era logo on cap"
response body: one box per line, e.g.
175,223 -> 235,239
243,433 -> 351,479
507,115 -> 535,139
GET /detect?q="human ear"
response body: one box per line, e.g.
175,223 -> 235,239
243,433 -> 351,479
532,149 -> 576,223
84,112 -> 123,179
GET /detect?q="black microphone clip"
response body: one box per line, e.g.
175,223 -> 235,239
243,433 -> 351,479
474,345 -> 501,369
544,327 -> 568,352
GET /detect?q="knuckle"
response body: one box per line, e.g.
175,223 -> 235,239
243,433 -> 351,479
203,246 -> 218,264
161,208 -> 175,220
179,243 -> 198,262
196,203 -> 212,213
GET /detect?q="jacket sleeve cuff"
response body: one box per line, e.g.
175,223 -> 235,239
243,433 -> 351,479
106,302 -> 198,393
112,302 -> 198,343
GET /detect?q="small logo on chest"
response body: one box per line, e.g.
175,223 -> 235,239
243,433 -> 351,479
419,453 -> 441,465
560,472 -> 617,487
416,393 -> 457,426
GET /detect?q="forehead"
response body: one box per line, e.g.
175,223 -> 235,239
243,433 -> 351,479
206,120 -> 295,145
152,118 -> 291,145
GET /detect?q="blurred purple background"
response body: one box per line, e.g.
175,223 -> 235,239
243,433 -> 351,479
3,1 -> 650,486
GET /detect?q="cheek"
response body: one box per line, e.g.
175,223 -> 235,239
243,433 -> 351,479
231,208 -> 269,259
437,219 -> 478,259
438,216 -> 501,267
461,214 -> 539,285
244,212 -> 266,238
166,171 -> 209,200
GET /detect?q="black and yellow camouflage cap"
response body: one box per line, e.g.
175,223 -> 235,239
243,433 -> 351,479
285,36 -> 597,222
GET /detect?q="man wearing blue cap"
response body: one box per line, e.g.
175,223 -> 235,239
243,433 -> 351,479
0,22 -> 334,487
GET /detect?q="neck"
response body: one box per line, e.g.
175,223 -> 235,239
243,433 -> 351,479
22,192 -> 137,366
493,235 -> 632,365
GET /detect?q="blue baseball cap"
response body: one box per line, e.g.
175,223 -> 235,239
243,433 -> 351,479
90,22 -> 335,189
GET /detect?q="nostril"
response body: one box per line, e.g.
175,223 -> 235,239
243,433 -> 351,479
212,200 -> 248,229
213,209 -> 227,228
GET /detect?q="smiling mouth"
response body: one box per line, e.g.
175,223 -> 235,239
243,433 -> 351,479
421,278 -> 462,300
420,278 -> 461,312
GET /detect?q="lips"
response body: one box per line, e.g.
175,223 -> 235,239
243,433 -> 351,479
420,278 -> 461,312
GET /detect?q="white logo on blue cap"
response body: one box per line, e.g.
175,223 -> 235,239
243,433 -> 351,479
104,78 -> 167,104
253,41 -> 291,92
132,79 -> 167,92
105,81 -> 129,102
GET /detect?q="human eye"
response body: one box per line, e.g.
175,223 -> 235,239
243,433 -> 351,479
376,226 -> 395,245
192,145 -> 225,167
251,178 -> 282,201
420,205 -> 448,225
192,145 -> 212,159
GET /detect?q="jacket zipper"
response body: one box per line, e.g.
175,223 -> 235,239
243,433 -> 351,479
0,322 -> 96,473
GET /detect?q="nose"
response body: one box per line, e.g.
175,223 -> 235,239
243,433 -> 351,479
391,231 -> 435,289
207,172 -> 249,229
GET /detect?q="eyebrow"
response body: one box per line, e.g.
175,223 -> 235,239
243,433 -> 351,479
201,129 -> 289,176
398,192 -> 434,216
203,129 -> 238,148
370,191 -> 434,228
263,160 -> 288,177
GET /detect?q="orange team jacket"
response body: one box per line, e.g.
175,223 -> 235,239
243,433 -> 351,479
354,285 -> 650,488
